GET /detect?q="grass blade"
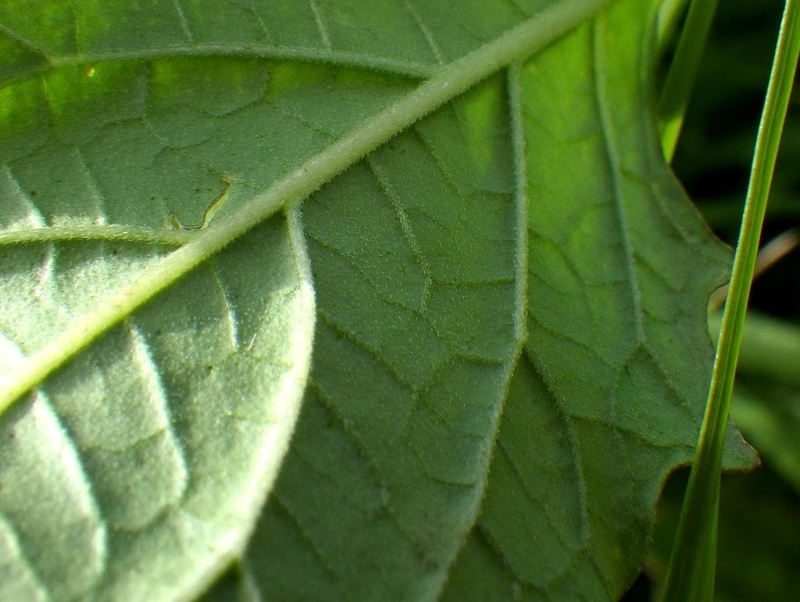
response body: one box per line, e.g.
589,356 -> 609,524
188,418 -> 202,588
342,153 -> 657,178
659,1 -> 800,600
657,0 -> 719,161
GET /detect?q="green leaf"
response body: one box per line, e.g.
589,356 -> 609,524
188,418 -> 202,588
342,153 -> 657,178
0,0 -> 757,600
0,214 -> 315,600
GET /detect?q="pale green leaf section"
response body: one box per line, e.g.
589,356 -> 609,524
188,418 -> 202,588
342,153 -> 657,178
0,213 -> 315,600
1,12 -> 319,596
0,1 -> 758,601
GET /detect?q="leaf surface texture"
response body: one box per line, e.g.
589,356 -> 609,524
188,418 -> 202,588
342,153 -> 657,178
0,0 -> 755,600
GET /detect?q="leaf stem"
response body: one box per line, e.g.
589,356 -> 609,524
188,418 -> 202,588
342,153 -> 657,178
0,0 -> 615,415
659,1 -> 800,600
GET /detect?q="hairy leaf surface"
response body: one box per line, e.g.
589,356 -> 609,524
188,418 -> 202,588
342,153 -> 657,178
0,0 -> 755,601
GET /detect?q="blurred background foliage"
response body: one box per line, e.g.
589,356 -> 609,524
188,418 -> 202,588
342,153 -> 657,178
626,0 -> 800,600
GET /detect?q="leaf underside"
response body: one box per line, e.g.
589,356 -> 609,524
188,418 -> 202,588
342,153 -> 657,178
0,1 -> 755,601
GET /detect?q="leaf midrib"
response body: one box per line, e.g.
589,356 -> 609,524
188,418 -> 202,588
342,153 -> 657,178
0,0 -> 616,415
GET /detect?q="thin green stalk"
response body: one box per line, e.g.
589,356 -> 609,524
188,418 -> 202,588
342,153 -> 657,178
657,0 -> 720,162
660,2 -> 800,601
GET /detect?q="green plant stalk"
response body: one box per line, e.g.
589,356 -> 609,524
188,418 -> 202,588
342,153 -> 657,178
659,1 -> 800,601
657,0 -> 719,162
0,0 -> 614,416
